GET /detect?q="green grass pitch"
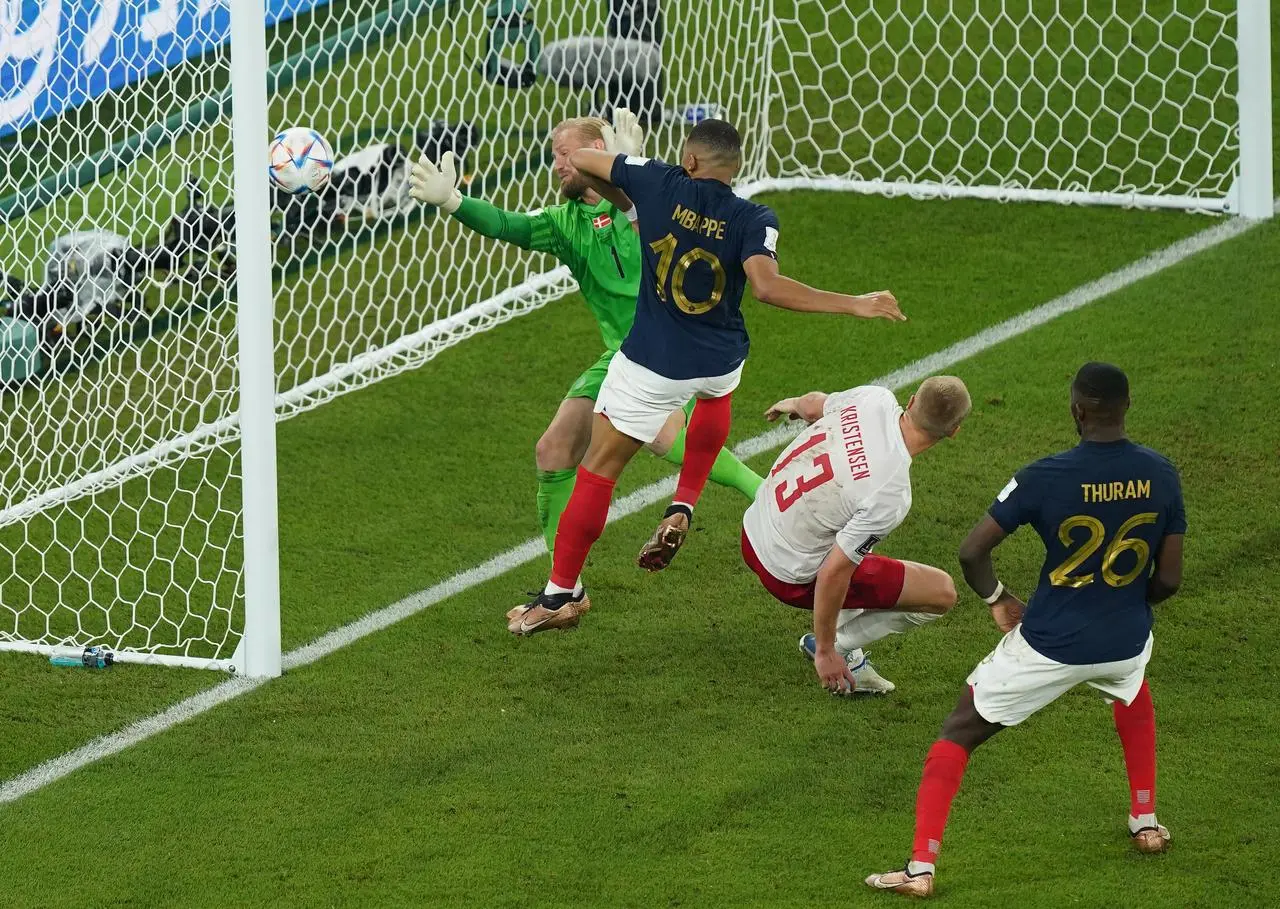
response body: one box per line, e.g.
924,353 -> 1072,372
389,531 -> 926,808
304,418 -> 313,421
1,1 -> 1279,906
1,193 -> 1277,908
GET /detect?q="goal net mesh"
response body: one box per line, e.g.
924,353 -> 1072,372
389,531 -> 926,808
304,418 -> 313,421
0,0 -> 1238,666
767,0 -> 1237,207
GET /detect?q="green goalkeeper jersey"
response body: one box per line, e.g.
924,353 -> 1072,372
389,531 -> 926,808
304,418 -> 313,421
452,195 -> 640,351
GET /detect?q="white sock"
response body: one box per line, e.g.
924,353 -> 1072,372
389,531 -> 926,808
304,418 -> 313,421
544,579 -> 581,597
836,609 -> 941,652
1129,813 -> 1159,833
906,860 -> 935,876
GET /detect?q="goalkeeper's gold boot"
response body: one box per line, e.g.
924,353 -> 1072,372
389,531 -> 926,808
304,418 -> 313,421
637,507 -> 690,572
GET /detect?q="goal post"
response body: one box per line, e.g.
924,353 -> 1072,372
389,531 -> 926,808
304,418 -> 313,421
1236,0 -> 1275,218
230,0 -> 284,679
0,0 -> 1269,674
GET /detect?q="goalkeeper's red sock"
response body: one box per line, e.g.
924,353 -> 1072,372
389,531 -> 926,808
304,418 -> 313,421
674,394 -> 733,508
1113,681 -> 1158,823
549,467 -> 615,590
909,739 -> 971,871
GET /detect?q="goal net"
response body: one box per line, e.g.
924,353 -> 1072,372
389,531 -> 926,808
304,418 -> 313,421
761,0 -> 1269,214
0,0 -> 1266,673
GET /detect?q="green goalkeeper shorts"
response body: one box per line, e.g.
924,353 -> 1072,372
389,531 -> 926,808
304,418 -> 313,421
564,349 -> 616,401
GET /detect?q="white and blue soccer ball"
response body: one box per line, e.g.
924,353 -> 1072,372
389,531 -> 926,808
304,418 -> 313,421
268,127 -> 334,195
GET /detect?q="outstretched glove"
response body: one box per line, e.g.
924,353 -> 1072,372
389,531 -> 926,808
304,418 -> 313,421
408,150 -> 462,213
602,108 -> 644,158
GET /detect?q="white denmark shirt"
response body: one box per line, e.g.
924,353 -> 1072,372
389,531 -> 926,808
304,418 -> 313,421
743,385 -> 913,584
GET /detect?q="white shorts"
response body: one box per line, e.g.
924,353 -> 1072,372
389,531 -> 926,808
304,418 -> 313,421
966,626 -> 1153,726
594,349 -> 744,443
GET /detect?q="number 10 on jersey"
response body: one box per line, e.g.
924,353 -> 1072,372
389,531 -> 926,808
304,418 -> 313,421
649,233 -> 727,315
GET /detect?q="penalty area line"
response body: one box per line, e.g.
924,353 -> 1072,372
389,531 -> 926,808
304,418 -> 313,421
0,209 -> 1261,807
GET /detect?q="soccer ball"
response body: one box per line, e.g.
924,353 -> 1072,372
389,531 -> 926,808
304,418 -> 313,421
268,127 -> 334,195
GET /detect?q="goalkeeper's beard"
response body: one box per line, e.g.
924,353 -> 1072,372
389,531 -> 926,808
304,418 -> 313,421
560,174 -> 589,200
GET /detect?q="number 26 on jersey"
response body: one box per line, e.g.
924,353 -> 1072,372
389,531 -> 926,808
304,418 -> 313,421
1050,513 -> 1158,588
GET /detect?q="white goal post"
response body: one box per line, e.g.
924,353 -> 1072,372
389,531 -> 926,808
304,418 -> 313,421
0,0 -> 1269,675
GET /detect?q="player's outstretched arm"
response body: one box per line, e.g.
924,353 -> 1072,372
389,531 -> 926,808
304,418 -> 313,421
959,515 -> 1026,633
568,148 -> 620,185
576,170 -> 637,218
813,546 -> 859,694
764,391 -> 828,424
564,147 -> 637,217
408,151 -> 552,251
744,256 -> 905,321
1147,533 -> 1183,604
408,150 -> 463,213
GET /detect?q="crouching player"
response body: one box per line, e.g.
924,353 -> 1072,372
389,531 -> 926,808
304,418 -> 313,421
742,379 -> 972,694
867,362 -> 1185,898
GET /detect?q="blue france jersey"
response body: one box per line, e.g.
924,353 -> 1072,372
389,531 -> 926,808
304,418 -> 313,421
610,154 -> 780,380
989,440 -> 1186,665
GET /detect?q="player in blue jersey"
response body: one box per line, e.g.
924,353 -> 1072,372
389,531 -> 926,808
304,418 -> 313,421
867,363 -> 1186,898
507,117 -> 905,636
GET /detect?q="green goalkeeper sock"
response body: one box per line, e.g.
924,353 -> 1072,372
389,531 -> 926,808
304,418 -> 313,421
536,468 -> 578,560
662,429 -> 763,501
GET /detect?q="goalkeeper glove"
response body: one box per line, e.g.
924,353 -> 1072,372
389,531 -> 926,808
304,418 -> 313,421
408,151 -> 462,213
602,108 -> 644,158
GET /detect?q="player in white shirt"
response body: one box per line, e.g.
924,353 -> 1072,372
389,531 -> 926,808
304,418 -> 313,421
741,377 -> 972,694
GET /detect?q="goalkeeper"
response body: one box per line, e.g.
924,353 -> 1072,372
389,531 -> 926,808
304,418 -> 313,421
407,113 -> 762,562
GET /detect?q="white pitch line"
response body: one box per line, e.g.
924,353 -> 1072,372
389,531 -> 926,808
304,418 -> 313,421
0,210 -> 1263,806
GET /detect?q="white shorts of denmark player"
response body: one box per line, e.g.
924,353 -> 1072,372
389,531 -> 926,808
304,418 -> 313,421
967,625 -> 1153,726
595,349 -> 743,444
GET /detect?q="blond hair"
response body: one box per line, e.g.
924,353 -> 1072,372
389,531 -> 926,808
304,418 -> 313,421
910,376 -> 971,439
551,116 -> 608,145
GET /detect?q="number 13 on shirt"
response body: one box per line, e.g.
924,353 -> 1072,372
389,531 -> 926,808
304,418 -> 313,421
772,431 -> 835,512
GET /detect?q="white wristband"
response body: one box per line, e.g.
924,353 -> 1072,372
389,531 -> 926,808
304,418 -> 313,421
982,581 -> 1005,605
623,206 -> 639,223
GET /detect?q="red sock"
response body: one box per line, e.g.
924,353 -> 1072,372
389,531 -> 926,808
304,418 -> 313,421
674,394 -> 733,507
1113,681 -> 1157,819
910,739 -> 971,866
550,467 -> 616,589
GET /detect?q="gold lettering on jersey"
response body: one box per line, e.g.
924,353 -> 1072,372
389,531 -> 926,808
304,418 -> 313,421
839,405 -> 872,481
1081,479 -> 1151,503
670,204 -> 726,239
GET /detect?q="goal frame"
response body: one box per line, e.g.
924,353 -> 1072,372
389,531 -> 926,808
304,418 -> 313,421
1,0 -> 1269,678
